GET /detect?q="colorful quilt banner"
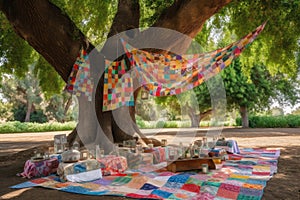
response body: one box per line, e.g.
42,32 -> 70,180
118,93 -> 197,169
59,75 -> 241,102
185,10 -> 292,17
103,60 -> 134,111
124,22 -> 266,96
102,22 -> 266,111
66,49 -> 94,101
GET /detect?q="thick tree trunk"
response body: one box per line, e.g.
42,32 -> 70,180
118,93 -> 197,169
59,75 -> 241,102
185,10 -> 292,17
1,0 -> 232,149
240,106 -> 249,128
190,113 -> 200,128
187,105 -> 212,128
63,96 -> 72,123
24,101 -> 32,122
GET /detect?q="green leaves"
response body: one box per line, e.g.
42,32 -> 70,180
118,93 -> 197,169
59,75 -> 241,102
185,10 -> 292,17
213,0 -> 300,76
50,0 -> 116,44
35,56 -> 65,99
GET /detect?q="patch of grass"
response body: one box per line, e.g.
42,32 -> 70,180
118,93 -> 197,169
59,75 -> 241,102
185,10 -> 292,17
236,115 -> 300,128
0,121 -> 76,133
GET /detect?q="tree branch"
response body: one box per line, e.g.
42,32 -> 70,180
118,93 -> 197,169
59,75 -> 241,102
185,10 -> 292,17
154,0 -> 232,38
107,0 -> 140,39
0,0 -> 4,11
0,0 -> 94,82
133,0 -> 232,54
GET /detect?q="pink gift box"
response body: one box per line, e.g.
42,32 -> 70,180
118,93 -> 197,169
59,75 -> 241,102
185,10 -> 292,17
18,158 -> 59,179
97,155 -> 127,176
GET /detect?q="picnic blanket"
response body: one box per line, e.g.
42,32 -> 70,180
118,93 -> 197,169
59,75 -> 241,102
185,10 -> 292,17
11,148 -> 280,200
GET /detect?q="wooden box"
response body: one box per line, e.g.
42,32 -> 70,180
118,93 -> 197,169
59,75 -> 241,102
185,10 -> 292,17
166,158 -> 216,173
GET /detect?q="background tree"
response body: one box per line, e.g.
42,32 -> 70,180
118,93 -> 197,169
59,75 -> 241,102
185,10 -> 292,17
0,67 -> 46,123
45,93 -> 75,123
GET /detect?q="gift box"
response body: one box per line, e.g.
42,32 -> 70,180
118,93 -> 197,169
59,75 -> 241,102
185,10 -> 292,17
97,155 -> 127,176
215,140 -> 240,154
209,148 -> 227,157
57,159 -> 101,182
18,158 -> 59,179
119,150 -> 154,169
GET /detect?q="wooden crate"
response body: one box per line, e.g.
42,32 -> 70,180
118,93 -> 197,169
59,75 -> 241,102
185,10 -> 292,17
166,158 -> 216,173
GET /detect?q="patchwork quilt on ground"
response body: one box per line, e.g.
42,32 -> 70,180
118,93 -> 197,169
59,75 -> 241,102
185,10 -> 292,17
12,148 -> 279,200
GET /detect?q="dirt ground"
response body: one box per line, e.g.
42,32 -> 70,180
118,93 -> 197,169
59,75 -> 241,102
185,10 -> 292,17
0,128 -> 299,200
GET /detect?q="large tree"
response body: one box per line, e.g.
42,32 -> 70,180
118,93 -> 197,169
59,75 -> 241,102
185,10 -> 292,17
1,0 -> 299,149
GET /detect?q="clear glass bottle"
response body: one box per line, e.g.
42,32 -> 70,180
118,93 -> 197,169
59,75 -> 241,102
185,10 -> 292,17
72,141 -> 80,150
203,137 -> 208,149
179,142 -> 184,159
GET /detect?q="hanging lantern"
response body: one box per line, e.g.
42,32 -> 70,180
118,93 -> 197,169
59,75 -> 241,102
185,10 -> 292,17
141,88 -> 149,100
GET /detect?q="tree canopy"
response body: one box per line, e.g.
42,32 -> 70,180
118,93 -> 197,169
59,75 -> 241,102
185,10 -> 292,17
1,1 -> 300,81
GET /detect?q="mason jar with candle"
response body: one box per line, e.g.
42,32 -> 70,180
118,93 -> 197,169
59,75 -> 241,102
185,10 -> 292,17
202,164 -> 209,173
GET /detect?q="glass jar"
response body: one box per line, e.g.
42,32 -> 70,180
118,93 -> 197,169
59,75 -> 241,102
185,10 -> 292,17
161,139 -> 167,147
202,164 -> 209,173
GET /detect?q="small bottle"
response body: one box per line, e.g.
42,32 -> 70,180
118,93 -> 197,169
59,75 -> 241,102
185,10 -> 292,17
185,144 -> 192,159
72,141 -> 80,150
179,142 -> 184,159
96,145 -> 101,159
203,137 -> 208,149
193,144 -> 199,158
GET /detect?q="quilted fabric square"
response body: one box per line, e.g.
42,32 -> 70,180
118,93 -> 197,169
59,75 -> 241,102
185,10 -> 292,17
93,178 -> 113,186
240,187 -> 263,197
54,182 -> 71,188
168,174 -> 190,183
237,194 -> 261,200
202,181 -> 222,188
216,187 -> 239,199
223,179 -> 245,187
246,179 -> 266,186
242,183 -> 264,190
200,185 -> 219,196
181,183 -> 201,193
60,186 -> 91,194
151,189 -> 172,198
190,174 -> 210,181
125,176 -> 148,189
30,178 -> 49,184
140,183 -> 159,190
111,176 -> 132,186
186,177 -> 204,186
219,183 -> 241,192
192,192 -> 215,200
216,183 -> 240,199
169,193 -> 190,199
164,181 -> 184,189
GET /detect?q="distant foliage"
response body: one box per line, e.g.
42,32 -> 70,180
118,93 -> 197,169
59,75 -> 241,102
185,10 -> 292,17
0,121 -> 76,133
12,105 -> 48,123
236,115 -> 300,128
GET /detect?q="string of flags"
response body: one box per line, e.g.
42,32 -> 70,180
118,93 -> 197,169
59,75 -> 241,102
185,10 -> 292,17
66,22 -> 266,111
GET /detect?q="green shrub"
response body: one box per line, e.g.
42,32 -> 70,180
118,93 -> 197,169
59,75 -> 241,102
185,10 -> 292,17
164,121 -> 178,128
0,121 -> 76,133
136,119 -> 146,128
156,121 -> 165,128
12,105 -> 48,123
236,114 -> 300,128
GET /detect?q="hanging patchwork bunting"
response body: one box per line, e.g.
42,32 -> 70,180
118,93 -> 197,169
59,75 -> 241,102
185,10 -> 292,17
103,60 -> 134,111
121,22 -> 266,98
66,48 -> 94,101
101,22 -> 266,111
